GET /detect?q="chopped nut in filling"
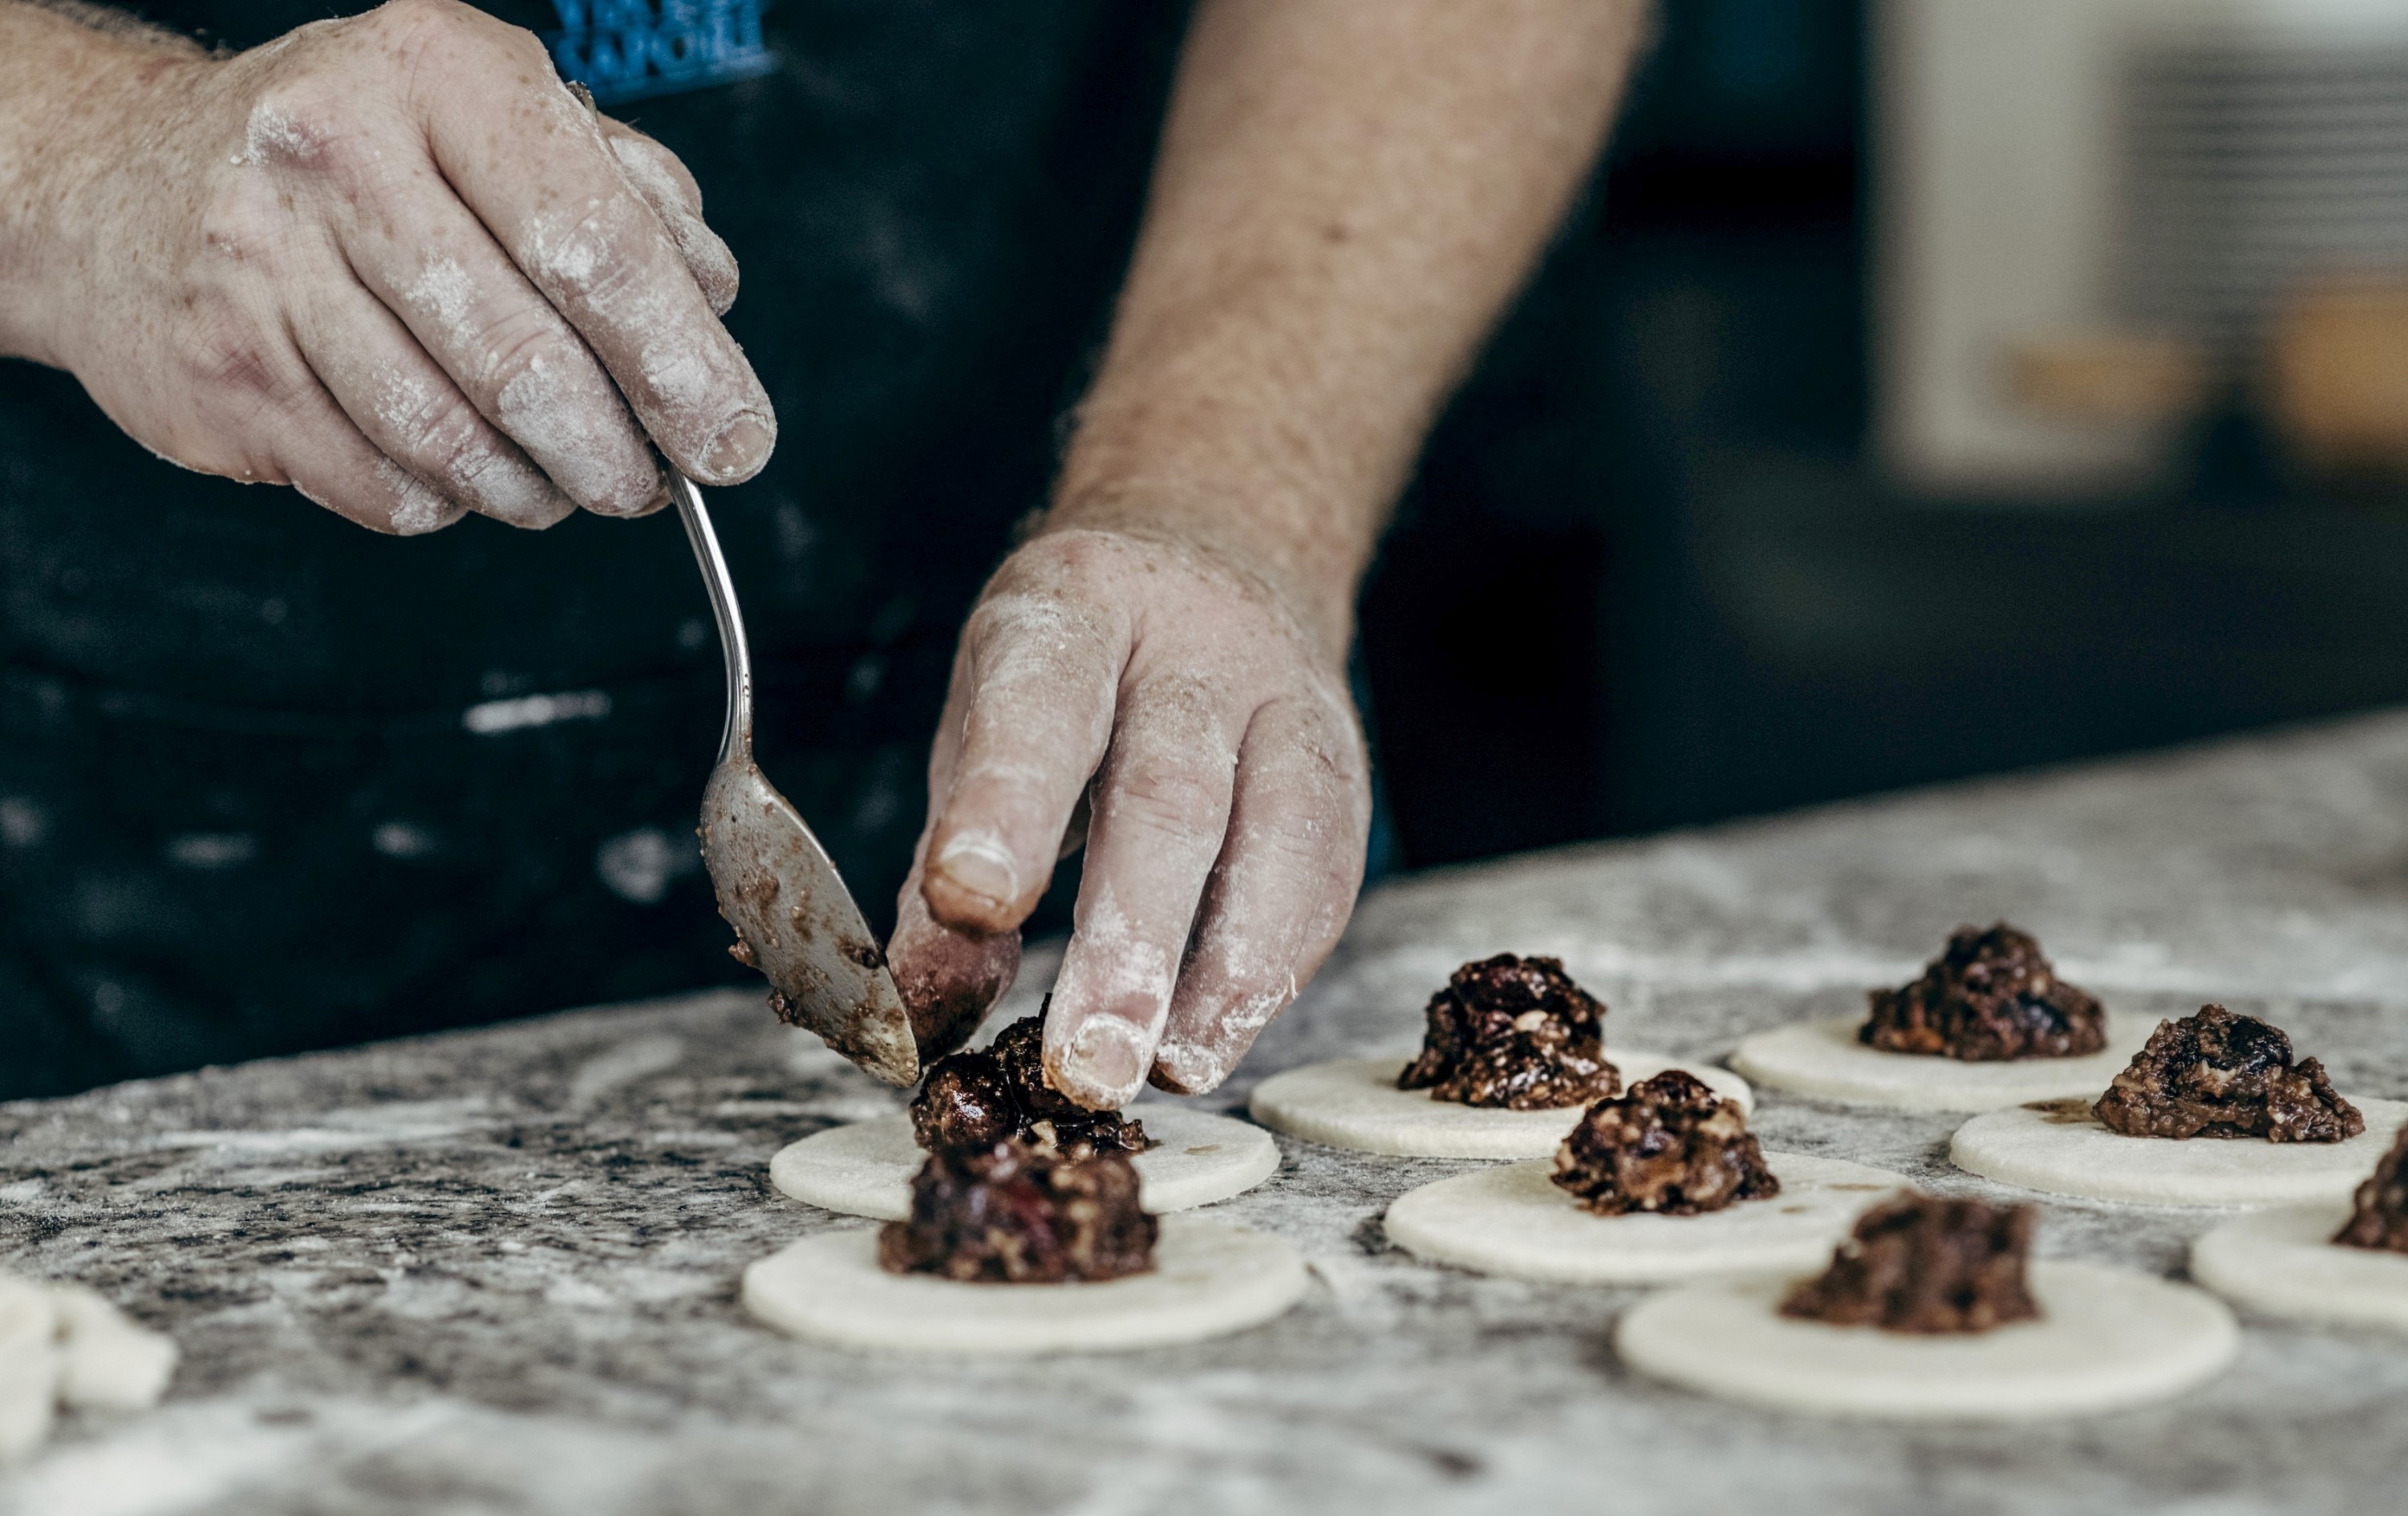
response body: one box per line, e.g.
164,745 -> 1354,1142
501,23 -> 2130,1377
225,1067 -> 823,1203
1551,1068 -> 1780,1216
1780,1194 -> 2039,1334
1397,954 -> 1620,1110
2334,1123 -> 2408,1254
2092,1004 -> 2363,1143
1860,922 -> 2105,1061
910,1011 -> 1151,1157
878,1134 -> 1158,1284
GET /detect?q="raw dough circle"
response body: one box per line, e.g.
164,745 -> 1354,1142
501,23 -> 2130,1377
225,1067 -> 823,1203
1248,1053 -> 1753,1160
1616,1261 -> 2238,1420
741,1215 -> 1310,1355
1948,1097 -> 2408,1206
2191,1201 -> 2408,1332
769,1108 -> 1279,1221
1729,1012 -> 2155,1113
1383,1152 -> 1909,1284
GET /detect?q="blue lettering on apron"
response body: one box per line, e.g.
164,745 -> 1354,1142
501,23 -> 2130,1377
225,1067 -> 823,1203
547,1 -> 776,106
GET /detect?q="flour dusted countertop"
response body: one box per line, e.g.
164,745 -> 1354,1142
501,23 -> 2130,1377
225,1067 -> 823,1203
11,712 -> 2408,1514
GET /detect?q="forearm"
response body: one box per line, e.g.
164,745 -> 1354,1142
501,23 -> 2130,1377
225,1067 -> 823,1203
1052,0 -> 1649,655
0,3 -> 198,366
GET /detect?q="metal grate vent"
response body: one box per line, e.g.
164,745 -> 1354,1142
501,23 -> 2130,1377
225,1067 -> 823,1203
2120,39 -> 2408,351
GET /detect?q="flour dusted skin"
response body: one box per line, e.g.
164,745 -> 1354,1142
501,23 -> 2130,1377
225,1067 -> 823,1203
910,1012 -> 1150,1156
878,1135 -> 1157,1284
2093,1005 -> 2362,1143
1551,1069 -> 1779,1216
1861,924 -> 2105,1062
1781,1194 -> 2040,1334
1397,955 -> 1620,1109
2335,1123 -> 2408,1253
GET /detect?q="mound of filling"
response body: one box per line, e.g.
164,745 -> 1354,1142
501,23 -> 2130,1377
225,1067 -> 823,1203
2334,1124 -> 2408,1254
1860,922 -> 2106,1061
910,1012 -> 1151,1156
1780,1194 -> 2039,1334
878,1133 -> 1158,1284
1550,1068 -> 1780,1216
1397,954 -> 1620,1110
2092,1004 -> 2363,1143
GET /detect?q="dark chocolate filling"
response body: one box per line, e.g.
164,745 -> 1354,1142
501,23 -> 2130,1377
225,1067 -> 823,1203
2335,1123 -> 2408,1254
1551,1068 -> 1780,1216
2092,1004 -> 2362,1143
910,1011 -> 1151,1157
1397,954 -> 1620,1110
878,1134 -> 1158,1284
1780,1194 -> 2040,1334
1860,922 -> 2105,1062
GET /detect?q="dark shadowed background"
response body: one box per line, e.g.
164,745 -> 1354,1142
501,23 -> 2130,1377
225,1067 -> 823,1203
1360,0 -> 2408,870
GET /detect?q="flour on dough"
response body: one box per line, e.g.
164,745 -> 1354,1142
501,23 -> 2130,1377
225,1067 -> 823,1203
1384,1152 -> 1908,1284
1730,1012 -> 2154,1113
1247,1054 -> 1753,1160
0,1275 -> 177,1463
0,1278 -> 55,1463
1949,1097 -> 2408,1206
2191,1201 -> 2408,1332
770,1108 -> 1280,1221
742,1215 -> 1310,1354
1617,1261 -> 2237,1420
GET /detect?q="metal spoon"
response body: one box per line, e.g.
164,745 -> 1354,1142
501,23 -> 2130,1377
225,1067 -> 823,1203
670,472 -> 919,1086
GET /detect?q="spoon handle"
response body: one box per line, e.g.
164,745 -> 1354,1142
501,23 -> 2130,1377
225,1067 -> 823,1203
669,470 -> 753,767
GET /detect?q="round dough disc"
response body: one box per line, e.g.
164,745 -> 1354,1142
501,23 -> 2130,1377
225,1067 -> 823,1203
1949,1097 -> 2408,1206
741,1215 -> 1310,1355
2191,1201 -> 2408,1332
768,1108 -> 1279,1222
1383,1151 -> 1909,1284
1247,1053 -> 1753,1160
1616,1260 -> 2238,1420
1729,1012 -> 2155,1113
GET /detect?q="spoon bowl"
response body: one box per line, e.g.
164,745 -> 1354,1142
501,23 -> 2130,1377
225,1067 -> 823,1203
672,472 -> 919,1086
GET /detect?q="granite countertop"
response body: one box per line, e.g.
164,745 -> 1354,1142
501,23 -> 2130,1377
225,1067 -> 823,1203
10,712 -> 2408,1515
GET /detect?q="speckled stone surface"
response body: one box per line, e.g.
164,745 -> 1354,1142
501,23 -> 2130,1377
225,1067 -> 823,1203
11,713 -> 2408,1514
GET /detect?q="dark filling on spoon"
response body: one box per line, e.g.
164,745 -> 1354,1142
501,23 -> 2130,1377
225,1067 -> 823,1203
1397,954 -> 1620,1109
1860,922 -> 2105,1061
2334,1124 -> 2408,1253
878,1133 -> 1158,1284
909,1011 -> 1152,1156
1551,1068 -> 1779,1216
1781,1194 -> 2040,1334
2092,1004 -> 2362,1142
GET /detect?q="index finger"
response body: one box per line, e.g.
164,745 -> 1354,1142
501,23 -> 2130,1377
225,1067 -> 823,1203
411,18 -> 774,484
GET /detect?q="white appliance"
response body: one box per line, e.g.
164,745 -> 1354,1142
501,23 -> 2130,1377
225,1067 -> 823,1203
1876,0 -> 2408,497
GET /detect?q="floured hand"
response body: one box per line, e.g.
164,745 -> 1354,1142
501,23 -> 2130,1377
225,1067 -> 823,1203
889,528 -> 1372,1106
5,0 -> 769,533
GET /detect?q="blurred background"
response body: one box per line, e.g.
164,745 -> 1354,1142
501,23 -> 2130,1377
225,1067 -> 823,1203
1357,0 -> 2408,871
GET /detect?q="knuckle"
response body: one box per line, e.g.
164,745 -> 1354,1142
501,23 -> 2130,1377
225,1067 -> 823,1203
238,85 -> 365,176
183,317 -> 294,407
1099,756 -> 1226,839
367,0 -> 471,46
379,373 -> 484,465
521,196 -> 649,306
475,309 -> 579,401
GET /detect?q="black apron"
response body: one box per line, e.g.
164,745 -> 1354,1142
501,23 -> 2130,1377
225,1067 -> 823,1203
0,0 -> 1190,1097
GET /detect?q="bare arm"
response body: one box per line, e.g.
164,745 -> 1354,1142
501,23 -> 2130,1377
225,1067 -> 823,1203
0,0 -> 769,533
890,0 -> 1648,1103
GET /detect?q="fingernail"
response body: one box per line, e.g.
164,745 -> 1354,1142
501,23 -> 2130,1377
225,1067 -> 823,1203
934,832 -> 1019,908
586,460 -> 669,518
701,411 -> 774,483
1150,1040 -> 1224,1095
1063,1017 -> 1145,1101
